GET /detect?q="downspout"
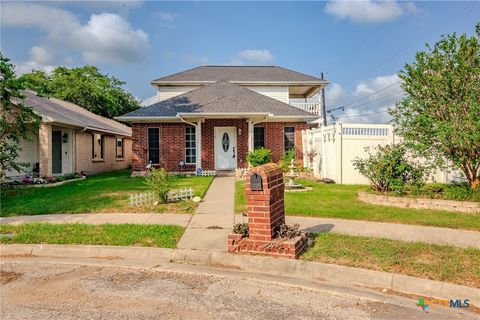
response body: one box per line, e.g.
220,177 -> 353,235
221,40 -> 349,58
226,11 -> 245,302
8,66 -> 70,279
76,127 -> 88,174
178,116 -> 199,170
248,116 -> 269,152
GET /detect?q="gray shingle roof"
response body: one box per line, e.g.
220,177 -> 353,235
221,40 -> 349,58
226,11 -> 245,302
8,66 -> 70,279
120,81 -> 318,119
19,91 -> 132,136
152,66 -> 323,83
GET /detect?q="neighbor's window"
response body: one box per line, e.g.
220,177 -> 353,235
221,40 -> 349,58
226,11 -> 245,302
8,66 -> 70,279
148,128 -> 160,164
284,127 -> 295,151
116,138 -> 124,159
185,126 -> 196,164
253,127 -> 265,149
92,133 -> 104,160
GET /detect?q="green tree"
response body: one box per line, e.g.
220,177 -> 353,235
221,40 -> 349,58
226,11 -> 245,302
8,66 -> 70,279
0,53 -> 40,179
19,65 -> 140,118
391,24 -> 480,189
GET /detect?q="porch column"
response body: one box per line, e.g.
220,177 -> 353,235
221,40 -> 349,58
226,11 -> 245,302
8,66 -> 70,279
38,123 -> 52,177
247,120 -> 254,152
196,119 -> 202,170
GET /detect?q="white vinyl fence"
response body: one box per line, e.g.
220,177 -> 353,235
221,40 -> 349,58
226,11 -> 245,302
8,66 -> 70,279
302,123 -> 460,185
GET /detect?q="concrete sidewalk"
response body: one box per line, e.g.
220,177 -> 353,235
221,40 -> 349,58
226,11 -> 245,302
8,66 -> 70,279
234,214 -> 480,249
0,213 -> 192,227
177,176 -> 236,252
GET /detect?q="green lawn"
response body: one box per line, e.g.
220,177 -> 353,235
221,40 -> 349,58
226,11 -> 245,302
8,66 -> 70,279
235,179 -> 480,231
0,223 -> 184,248
302,233 -> 480,288
1,170 -> 213,216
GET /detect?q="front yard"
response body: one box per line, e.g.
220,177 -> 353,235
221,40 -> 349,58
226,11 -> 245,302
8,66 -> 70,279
0,223 -> 184,248
302,233 -> 480,288
235,179 -> 480,231
1,170 -> 213,216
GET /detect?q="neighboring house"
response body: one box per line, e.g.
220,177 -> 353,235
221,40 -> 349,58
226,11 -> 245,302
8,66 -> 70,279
117,66 -> 328,173
7,91 -> 132,178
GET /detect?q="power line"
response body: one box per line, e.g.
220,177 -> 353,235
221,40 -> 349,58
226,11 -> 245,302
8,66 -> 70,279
327,80 -> 401,111
340,2 -> 474,84
328,13 -> 414,75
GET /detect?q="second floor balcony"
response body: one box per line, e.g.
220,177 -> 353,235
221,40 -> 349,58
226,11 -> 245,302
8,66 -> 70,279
290,102 -> 321,115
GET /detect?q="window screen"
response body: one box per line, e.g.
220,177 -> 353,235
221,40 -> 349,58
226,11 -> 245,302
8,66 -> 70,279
148,128 -> 160,164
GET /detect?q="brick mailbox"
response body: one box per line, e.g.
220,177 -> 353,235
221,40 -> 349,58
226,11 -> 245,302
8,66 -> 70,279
227,163 -> 309,259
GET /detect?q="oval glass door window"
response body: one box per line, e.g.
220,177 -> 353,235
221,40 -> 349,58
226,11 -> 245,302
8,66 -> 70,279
222,132 -> 230,152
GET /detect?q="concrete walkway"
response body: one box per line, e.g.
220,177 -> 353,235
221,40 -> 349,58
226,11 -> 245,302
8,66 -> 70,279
177,176 -> 236,252
0,213 -> 191,227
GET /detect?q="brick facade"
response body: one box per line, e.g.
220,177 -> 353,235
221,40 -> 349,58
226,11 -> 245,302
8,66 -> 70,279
131,120 -> 308,172
75,131 -> 132,174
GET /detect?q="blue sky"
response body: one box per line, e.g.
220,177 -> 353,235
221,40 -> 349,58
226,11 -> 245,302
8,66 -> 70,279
1,1 -> 479,123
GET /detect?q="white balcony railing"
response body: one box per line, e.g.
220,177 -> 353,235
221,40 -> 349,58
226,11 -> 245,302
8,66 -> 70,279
290,102 -> 321,115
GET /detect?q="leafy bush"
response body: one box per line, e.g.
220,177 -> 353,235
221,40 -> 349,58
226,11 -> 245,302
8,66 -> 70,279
353,144 -> 425,193
144,168 -> 172,203
233,223 -> 249,237
443,183 -> 480,202
278,148 -> 297,172
246,148 -> 272,167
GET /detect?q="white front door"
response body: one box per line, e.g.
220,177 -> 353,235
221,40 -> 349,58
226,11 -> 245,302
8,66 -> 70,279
214,127 -> 237,170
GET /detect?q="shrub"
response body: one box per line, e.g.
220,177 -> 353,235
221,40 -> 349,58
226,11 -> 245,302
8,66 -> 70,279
144,168 -> 172,203
353,144 -> 425,193
246,148 -> 272,167
278,148 -> 297,172
233,223 -> 249,237
443,182 -> 480,202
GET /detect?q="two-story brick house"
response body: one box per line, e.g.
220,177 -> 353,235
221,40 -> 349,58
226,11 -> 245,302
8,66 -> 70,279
117,66 -> 328,173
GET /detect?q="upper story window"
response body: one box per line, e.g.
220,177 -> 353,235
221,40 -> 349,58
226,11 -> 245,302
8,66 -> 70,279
254,127 -> 265,149
284,127 -> 295,151
92,133 -> 104,160
185,127 -> 196,164
148,128 -> 160,164
116,138 -> 124,159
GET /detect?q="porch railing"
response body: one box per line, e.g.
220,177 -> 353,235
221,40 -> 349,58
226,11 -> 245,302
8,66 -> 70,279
289,103 -> 321,115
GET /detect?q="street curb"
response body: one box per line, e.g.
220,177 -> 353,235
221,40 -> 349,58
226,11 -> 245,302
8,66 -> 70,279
1,244 -> 478,306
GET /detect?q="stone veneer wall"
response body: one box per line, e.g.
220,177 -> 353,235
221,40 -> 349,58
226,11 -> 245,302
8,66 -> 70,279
358,191 -> 480,213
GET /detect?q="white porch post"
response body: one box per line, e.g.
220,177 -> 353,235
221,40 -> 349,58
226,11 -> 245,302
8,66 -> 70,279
247,119 -> 254,152
196,119 -> 202,170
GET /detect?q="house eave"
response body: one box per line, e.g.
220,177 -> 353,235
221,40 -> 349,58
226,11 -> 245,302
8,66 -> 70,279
151,80 -> 329,87
116,113 -> 319,123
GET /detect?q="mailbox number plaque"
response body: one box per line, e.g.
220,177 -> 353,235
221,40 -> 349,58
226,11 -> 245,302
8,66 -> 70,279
250,173 -> 263,191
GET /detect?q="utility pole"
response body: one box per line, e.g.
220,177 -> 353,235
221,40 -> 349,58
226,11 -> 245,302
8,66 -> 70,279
320,72 -> 327,127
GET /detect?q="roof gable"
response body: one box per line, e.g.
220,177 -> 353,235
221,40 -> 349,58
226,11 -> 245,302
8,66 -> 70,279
119,81 -> 318,119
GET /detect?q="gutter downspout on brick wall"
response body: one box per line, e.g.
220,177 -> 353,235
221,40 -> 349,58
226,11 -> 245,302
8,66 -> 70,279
248,116 -> 269,152
178,116 -> 200,170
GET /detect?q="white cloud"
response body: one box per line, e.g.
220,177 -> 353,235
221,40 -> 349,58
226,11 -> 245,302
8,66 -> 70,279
325,0 -> 407,23
1,3 -> 149,65
229,49 -> 275,65
73,13 -> 149,64
155,11 -> 177,23
182,54 -> 209,65
324,74 -> 404,124
29,46 -> 55,66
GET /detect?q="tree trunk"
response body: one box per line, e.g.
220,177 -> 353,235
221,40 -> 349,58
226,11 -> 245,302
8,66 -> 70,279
471,178 -> 480,190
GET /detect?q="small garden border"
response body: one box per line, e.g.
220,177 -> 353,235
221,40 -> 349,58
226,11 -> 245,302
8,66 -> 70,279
10,176 -> 86,189
358,191 -> 480,213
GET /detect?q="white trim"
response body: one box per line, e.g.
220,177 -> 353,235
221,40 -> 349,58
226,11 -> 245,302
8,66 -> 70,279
116,114 -> 318,123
